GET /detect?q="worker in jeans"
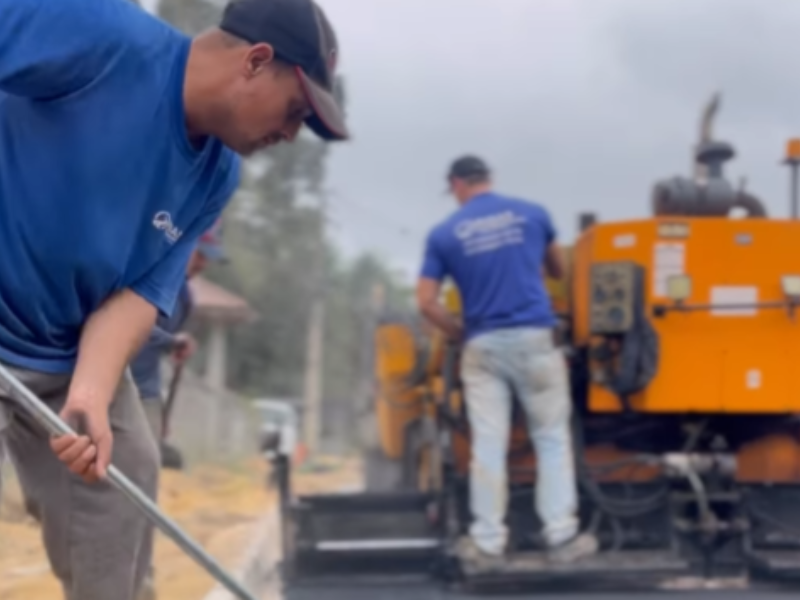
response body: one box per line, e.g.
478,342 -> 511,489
416,156 -> 597,569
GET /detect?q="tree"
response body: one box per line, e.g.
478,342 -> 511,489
159,0 -> 220,35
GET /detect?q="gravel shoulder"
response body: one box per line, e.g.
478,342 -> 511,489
0,455 -> 362,600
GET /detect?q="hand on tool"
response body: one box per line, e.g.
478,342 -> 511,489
447,321 -> 464,343
51,395 -> 113,484
170,332 -> 196,365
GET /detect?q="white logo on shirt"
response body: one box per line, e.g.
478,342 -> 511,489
152,211 -> 183,244
454,211 -> 527,256
454,211 -> 526,240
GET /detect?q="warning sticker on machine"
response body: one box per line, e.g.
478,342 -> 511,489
710,286 -> 758,316
613,233 -> 636,248
746,369 -> 761,389
652,242 -> 685,297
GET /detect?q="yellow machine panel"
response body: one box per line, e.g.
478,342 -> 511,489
573,217 -> 800,414
374,323 -> 425,459
443,284 -> 462,315
544,245 -> 572,315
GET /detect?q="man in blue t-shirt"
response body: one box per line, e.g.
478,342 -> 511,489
417,156 -> 597,570
0,0 -> 348,598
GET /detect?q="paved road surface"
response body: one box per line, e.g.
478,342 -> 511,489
284,580 -> 799,600
286,589 -> 797,600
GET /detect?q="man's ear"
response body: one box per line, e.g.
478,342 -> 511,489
244,43 -> 276,78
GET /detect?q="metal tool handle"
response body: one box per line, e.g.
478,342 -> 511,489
0,363 -> 259,600
161,361 -> 184,441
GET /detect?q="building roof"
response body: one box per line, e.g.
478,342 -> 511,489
189,276 -> 257,324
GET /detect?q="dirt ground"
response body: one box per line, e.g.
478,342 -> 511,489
0,455 -> 362,600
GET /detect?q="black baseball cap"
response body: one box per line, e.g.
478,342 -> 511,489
444,155 -> 491,193
220,0 -> 348,141
447,155 -> 491,181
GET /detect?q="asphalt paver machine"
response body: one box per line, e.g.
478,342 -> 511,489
271,96 -> 800,593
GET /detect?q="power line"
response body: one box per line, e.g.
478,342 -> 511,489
329,194 -> 424,239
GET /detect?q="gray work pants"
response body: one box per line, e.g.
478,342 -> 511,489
141,398 -> 164,445
0,363 -> 159,600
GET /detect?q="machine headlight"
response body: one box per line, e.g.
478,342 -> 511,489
781,275 -> 800,298
666,275 -> 692,302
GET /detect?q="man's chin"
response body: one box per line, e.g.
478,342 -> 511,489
227,137 -> 284,156
222,138 -> 258,156
233,143 -> 258,157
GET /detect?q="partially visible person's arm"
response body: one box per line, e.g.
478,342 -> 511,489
416,230 -> 461,341
142,320 -> 195,365
417,278 -> 462,341
148,324 -> 177,349
52,289 -> 157,482
544,243 -> 564,280
169,281 -> 198,363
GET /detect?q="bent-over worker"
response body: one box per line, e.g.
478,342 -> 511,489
0,0 -> 348,598
416,156 -> 597,569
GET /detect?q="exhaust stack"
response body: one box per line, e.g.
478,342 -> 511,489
652,93 -> 766,218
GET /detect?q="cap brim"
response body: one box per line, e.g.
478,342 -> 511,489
295,67 -> 349,142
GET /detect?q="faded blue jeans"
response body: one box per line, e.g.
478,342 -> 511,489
460,327 -> 579,554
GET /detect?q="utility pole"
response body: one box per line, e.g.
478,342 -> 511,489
302,191 -> 328,458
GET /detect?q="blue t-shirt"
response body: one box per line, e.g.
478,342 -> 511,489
420,192 -> 557,340
0,0 -> 241,373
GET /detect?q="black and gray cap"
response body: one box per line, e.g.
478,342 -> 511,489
220,0 -> 348,141
447,155 -> 491,180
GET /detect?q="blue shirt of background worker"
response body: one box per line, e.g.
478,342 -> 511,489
419,161 -> 559,341
130,220 -> 226,404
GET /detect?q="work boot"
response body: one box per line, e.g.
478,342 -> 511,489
454,536 -> 505,573
547,532 -> 599,564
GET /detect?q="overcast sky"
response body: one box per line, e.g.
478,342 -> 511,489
145,0 -> 800,282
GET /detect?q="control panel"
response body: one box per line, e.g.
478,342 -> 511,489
589,262 -> 638,334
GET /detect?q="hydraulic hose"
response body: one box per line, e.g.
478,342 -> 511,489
571,410 -> 670,519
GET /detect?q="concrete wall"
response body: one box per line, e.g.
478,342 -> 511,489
161,361 -> 261,467
0,365 -> 258,517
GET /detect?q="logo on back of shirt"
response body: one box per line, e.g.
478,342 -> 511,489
152,211 -> 183,244
454,210 -> 527,256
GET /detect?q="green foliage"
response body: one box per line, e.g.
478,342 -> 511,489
159,0 -> 221,35
206,145 -> 411,400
